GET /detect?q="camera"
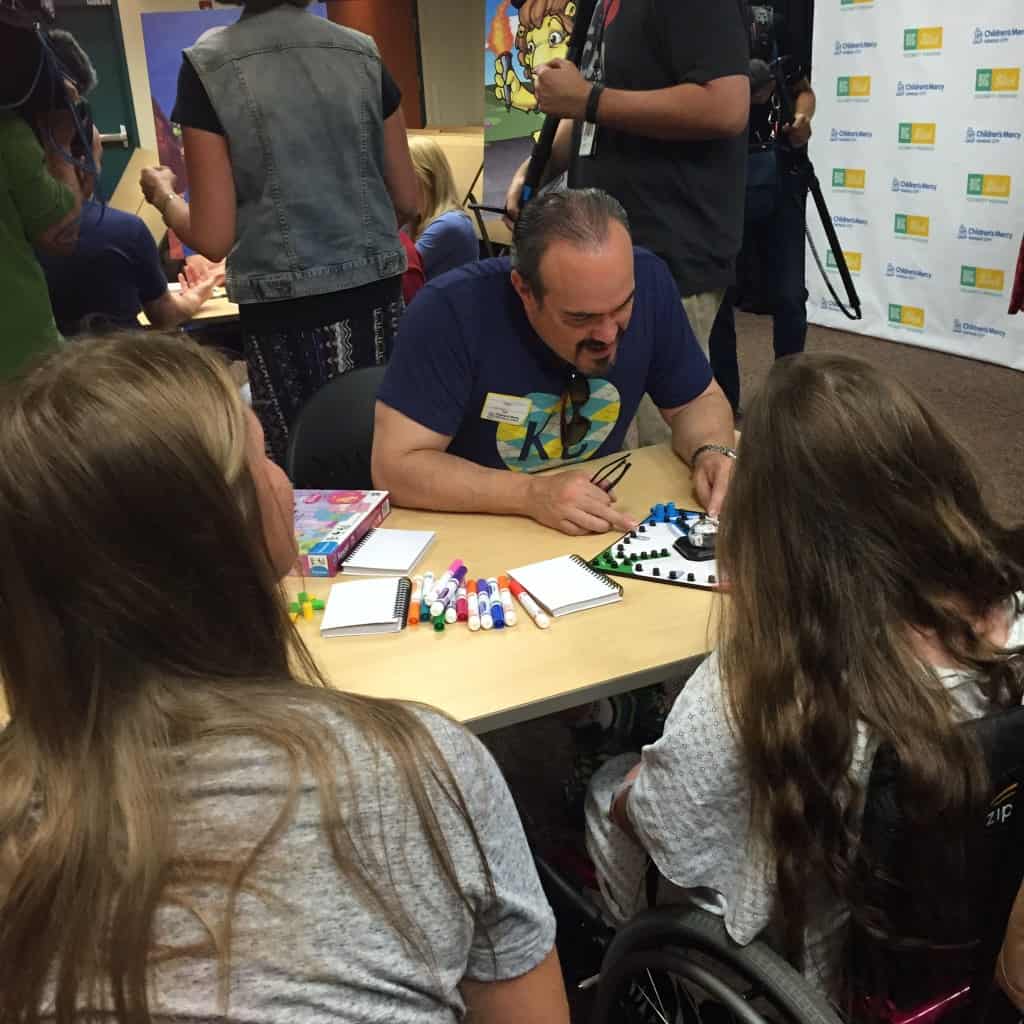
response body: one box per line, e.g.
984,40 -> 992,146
748,4 -> 783,63
0,0 -> 54,30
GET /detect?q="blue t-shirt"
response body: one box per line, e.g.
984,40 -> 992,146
38,200 -> 168,335
378,248 -> 711,474
416,210 -> 479,280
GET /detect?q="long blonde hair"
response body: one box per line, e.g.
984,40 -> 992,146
717,353 -> 1024,966
0,335 -> 492,1022
408,135 -> 468,241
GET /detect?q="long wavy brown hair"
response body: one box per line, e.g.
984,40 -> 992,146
717,353 -> 1024,964
0,335 -> 493,1022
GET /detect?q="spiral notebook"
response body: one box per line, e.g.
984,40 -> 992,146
341,528 -> 435,576
507,554 -> 623,618
320,577 -> 412,637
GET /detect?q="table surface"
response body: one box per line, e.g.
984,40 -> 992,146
138,294 -> 240,328
287,444 -> 718,733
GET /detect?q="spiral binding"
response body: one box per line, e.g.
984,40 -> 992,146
394,577 -> 413,628
569,554 -> 624,597
345,528 -> 376,562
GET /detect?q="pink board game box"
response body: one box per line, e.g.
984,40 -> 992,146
293,490 -> 391,577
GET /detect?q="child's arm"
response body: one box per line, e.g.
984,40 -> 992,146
609,762 -> 643,840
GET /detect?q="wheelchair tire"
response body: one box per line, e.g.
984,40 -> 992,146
591,907 -> 845,1024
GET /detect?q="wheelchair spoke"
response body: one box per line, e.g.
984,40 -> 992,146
631,978 -> 672,1024
646,968 -> 669,1019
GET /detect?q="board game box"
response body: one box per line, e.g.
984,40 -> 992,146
293,490 -> 391,577
590,502 -> 720,590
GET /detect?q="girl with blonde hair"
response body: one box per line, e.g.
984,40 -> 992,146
408,134 -> 479,280
0,334 -> 568,1024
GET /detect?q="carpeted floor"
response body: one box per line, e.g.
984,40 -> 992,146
481,314 -> 1023,1012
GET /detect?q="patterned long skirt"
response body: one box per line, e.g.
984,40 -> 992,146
243,278 -> 403,466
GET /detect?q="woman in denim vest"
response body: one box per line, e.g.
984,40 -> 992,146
141,0 -> 419,465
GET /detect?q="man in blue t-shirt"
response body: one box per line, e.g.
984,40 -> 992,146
374,188 -> 735,536
38,126 -> 216,335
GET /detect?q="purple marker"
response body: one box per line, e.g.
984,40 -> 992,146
476,578 -> 494,630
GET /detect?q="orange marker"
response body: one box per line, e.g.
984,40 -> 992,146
409,574 -> 423,625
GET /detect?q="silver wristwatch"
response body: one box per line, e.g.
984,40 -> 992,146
689,443 -> 737,467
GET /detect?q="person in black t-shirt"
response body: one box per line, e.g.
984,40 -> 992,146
708,0 -> 817,415
504,0 -> 750,355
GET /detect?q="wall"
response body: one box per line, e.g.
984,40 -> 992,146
416,0 -> 484,127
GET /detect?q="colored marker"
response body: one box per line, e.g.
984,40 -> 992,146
428,559 -> 464,603
476,578 -> 494,630
420,572 -> 434,620
509,580 -> 551,629
497,575 -> 518,627
409,575 -> 423,625
455,585 -> 468,622
467,581 -> 481,631
487,577 -> 506,629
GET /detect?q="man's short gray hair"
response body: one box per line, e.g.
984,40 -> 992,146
511,188 -> 630,300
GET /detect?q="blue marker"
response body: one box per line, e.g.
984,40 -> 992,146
487,576 -> 505,629
476,578 -> 494,630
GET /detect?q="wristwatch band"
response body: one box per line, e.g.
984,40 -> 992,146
585,82 -> 605,124
157,192 -> 179,217
689,443 -> 737,467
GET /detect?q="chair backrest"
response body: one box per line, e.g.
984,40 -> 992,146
850,704 -> 1024,1018
285,365 -> 387,490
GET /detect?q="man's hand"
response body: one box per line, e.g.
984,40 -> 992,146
140,166 -> 177,208
691,451 -> 735,518
533,59 -> 590,120
527,470 -> 639,536
179,254 -> 226,289
504,158 -> 530,227
783,112 -> 812,148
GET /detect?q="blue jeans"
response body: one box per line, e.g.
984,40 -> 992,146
709,156 -> 809,412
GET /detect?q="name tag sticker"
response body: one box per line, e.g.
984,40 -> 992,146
481,393 -> 532,425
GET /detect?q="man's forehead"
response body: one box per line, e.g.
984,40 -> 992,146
539,233 -> 635,313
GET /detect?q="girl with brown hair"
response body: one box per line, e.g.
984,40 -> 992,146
586,352 -> 1024,996
0,335 -> 568,1023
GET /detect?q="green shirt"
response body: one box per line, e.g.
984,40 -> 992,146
0,113 -> 74,378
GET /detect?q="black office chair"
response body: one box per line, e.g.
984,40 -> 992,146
537,705 -> 1024,1024
285,365 -> 387,490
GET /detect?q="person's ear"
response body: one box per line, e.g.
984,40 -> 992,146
511,268 -> 538,311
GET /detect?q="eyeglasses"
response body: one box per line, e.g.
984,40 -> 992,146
590,452 -> 632,492
560,371 -> 590,456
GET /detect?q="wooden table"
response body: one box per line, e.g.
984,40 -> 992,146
287,444 -> 717,733
138,294 -> 240,329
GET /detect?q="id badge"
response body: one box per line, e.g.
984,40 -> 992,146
481,392 -> 532,425
579,121 -> 598,158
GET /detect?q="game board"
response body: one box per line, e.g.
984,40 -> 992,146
589,502 -> 720,590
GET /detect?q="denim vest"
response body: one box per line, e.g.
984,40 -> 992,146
186,7 -> 405,304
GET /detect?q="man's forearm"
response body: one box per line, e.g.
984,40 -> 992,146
376,449 -> 535,517
793,80 -> 816,119
669,390 -> 736,465
596,79 -> 749,141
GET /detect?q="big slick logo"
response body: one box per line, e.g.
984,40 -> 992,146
826,250 -> 862,274
903,26 -> 943,55
896,80 -> 945,98
840,0 -> 875,9
957,223 -> 1014,244
894,213 -> 929,241
972,26 -> 1024,46
898,122 -> 936,148
965,126 -> 1023,144
832,168 -> 866,192
960,265 -> 1006,294
888,303 -> 926,330
953,317 -> 1007,339
975,67 -> 1021,96
837,75 -> 872,100
967,173 -> 1012,202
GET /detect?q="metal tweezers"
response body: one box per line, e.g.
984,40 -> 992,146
590,453 -> 632,492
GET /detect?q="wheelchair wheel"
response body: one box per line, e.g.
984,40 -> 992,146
591,909 -> 844,1024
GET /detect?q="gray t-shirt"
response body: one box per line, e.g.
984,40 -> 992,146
136,705 -> 555,1021
586,605 -> 1024,996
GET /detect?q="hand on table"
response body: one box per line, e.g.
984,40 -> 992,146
527,470 -> 640,536
140,166 -> 177,209
533,59 -> 590,121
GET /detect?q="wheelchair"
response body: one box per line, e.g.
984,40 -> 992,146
536,705 -> 1024,1024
